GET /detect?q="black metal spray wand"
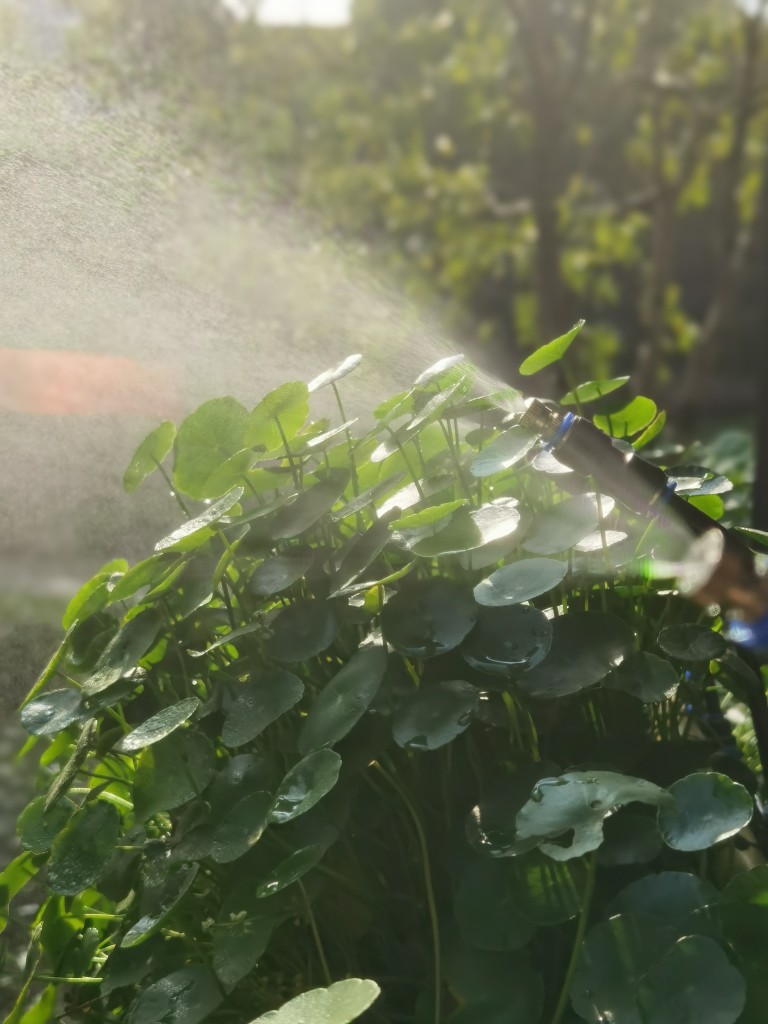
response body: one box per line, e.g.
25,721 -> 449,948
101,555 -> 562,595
518,399 -> 768,794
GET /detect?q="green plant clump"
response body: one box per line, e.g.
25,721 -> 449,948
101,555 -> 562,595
5,329 -> 768,1024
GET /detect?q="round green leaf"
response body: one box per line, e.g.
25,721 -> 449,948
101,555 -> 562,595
390,500 -> 467,530
414,353 -> 467,387
297,646 -> 387,754
115,697 -> 199,753
466,763 -> 561,859
605,652 -> 679,703
719,866 -> 768,962
82,609 -> 163,697
17,796 -> 73,854
133,731 -> 216,821
638,935 -> 746,1024
256,843 -> 327,898
519,611 -> 634,699
127,966 -> 222,1024
522,493 -> 613,555
658,772 -> 753,852
248,978 -> 380,1024
213,888 -> 290,992
63,558 -> 128,628
514,770 -> 671,861
469,427 -> 537,478
269,749 -> 342,824
203,448 -> 259,498
20,688 -> 85,736
271,470 -> 350,540
560,376 -> 630,406
245,381 -> 310,450
609,872 -> 719,928
593,396 -> 657,438
212,792 -> 273,864
108,554 -> 178,604
222,671 -> 304,747
571,913 -> 676,1024
47,800 -> 120,896
173,397 -> 249,500
381,577 -> 478,657
392,679 -> 479,751
462,605 -> 552,677
474,558 -> 567,606
154,487 -> 244,553
454,859 -> 536,951
123,421 -> 176,494
657,624 -> 727,662
122,863 -> 198,947
518,320 -> 585,376
308,354 -> 363,392
667,465 -> 733,497
410,499 -> 520,557
331,508 -> 403,594
443,945 -> 543,1023
267,601 -> 339,663
249,549 -> 314,596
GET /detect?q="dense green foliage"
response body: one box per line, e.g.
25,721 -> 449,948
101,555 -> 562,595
69,0 -> 768,398
5,333 -> 768,1023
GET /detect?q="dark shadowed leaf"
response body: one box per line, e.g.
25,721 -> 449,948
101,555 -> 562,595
250,548 -> 314,595
256,843 -> 327,898
638,935 -> 745,1024
127,966 -> 223,1024
657,624 -> 727,661
597,811 -> 663,867
609,871 -> 718,928
392,679 -> 479,751
269,749 -> 342,824
212,792 -> 273,863
443,944 -> 543,1024
719,866 -> 768,963
222,671 -> 304,747
509,851 -> 590,925
658,772 -> 753,851
20,689 -> 86,736
17,797 -> 73,854
381,577 -> 478,657
267,601 -> 339,663
133,732 -> 216,821
465,762 -> 560,859
605,652 -> 679,704
462,605 -> 552,676
298,646 -> 387,754
271,470 -> 350,539
82,609 -> 162,697
454,858 -> 536,951
122,864 -> 198,946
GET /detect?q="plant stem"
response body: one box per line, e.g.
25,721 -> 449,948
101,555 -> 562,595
299,879 -> 332,986
551,851 -> 598,1024
373,762 -> 441,1024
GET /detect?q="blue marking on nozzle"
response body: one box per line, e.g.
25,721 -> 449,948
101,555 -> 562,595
650,478 -> 677,513
728,611 -> 768,652
543,411 -> 575,452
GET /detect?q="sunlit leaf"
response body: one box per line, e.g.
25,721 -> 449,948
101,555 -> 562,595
658,772 -> 753,852
123,421 -> 176,494
518,320 -> 585,376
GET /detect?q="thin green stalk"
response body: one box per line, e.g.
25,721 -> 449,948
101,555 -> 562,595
332,381 -> 360,496
153,459 -> 190,518
373,762 -> 441,1024
551,852 -> 598,1024
299,880 -> 332,986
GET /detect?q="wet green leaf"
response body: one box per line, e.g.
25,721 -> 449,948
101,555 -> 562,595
657,623 -> 727,661
331,508 -> 401,593
133,732 -> 216,821
633,410 -> 667,449
309,354 -> 363,392
115,697 -> 199,753
256,843 -> 327,898
20,689 -> 86,736
392,679 -> 478,751
47,801 -> 120,896
250,548 -> 314,595
474,557 -> 567,606
469,426 -> 537,477
174,397 -> 249,499
17,797 -> 73,854
298,646 -> 387,754
203,448 -> 259,498
122,864 -> 198,946
82,609 -> 163,697
245,381 -> 310,449
522,493 -> 613,555
390,500 -> 467,530
518,320 -> 585,376
658,772 -> 753,852
560,376 -> 629,406
513,770 -> 671,861
519,611 -> 634,699
123,421 -> 176,493
267,600 -> 339,663
509,851 -> 590,925
248,978 -> 380,1024
62,559 -> 128,628
213,886 -> 290,991
466,763 -> 561,860
269,749 -> 341,824
638,935 -> 745,1024
127,966 -> 222,1024
381,577 -> 478,657
605,652 -> 679,703
108,554 -> 178,603
154,487 -> 244,552
212,792 -> 273,863
411,499 -> 520,556
593,396 -> 657,438
222,671 -> 305,747
462,605 -> 552,676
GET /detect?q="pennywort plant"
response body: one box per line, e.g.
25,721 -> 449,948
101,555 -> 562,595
5,326 -> 768,1024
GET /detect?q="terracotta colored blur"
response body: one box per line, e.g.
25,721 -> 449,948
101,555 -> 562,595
0,349 -> 179,417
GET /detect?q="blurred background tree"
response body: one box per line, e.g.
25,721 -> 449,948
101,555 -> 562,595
67,0 -> 768,416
